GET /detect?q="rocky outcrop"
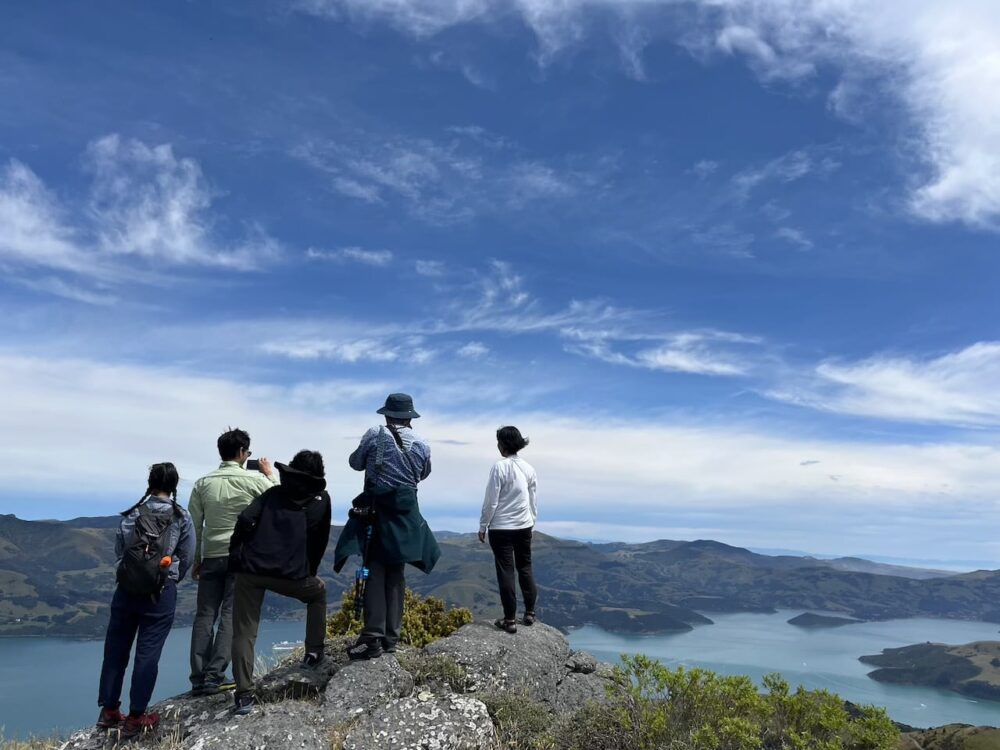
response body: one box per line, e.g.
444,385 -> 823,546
58,621 -> 617,750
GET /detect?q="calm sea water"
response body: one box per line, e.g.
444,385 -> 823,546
568,611 -> 1000,729
0,620 -> 307,740
3,612 -> 998,738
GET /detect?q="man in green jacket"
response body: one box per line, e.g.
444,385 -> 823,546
188,428 -> 277,695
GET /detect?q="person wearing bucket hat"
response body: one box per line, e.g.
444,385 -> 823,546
336,393 -> 439,660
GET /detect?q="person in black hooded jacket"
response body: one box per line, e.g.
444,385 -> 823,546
228,450 -> 331,715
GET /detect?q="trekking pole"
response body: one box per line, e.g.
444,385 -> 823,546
353,509 -> 373,622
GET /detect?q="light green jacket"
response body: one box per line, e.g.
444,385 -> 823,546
189,461 -> 278,562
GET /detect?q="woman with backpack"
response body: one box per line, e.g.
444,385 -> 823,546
96,462 -> 195,739
478,426 -> 538,634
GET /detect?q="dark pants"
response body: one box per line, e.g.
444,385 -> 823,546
360,558 -> 405,650
189,556 -> 235,689
98,581 -> 177,715
489,527 -> 537,621
232,573 -> 327,696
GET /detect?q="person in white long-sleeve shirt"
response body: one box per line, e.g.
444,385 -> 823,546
478,426 -> 538,633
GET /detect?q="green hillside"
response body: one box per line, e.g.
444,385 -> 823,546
2,514 -> 999,639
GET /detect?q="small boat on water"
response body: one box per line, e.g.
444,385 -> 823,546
272,640 -> 302,652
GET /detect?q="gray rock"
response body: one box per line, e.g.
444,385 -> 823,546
322,655 -> 415,724
256,648 -> 349,702
343,692 -> 495,750
565,650 -> 599,674
551,671 -> 613,715
181,700 -> 330,750
424,621 -> 569,702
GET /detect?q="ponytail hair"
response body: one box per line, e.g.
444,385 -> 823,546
122,461 -> 180,516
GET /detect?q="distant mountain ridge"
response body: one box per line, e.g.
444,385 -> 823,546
2,514 -> 999,638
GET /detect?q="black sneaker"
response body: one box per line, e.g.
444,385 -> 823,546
347,641 -> 383,660
301,651 -> 324,669
191,683 -> 220,697
383,642 -> 397,655
233,692 -> 258,716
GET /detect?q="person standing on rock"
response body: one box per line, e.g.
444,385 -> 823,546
228,450 -> 332,715
96,462 -> 196,739
479,426 -> 538,634
188,427 -> 277,697
335,393 -> 440,660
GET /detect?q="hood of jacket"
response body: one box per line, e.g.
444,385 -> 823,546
275,462 -> 326,505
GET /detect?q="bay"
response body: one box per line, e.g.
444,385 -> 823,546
0,620 -> 308,740
568,610 -> 1000,729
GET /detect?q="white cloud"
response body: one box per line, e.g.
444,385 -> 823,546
299,0 -> 1000,229
293,133 -> 590,224
0,160 -> 98,276
260,338 -> 400,363
0,136 -> 280,302
568,329 -> 759,377
4,352 -> 1000,560
688,159 -> 720,179
774,226 -> 813,250
415,259 -> 446,277
307,246 -> 394,266
730,149 -> 827,201
768,341 -> 1000,427
86,135 -> 279,268
457,341 -> 489,358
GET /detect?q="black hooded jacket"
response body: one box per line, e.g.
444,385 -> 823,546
229,463 -> 332,580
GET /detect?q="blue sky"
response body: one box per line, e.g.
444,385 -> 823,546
1,0 -> 999,567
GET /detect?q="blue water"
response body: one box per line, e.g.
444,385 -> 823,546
0,620 -> 307,740
3,612 -> 998,738
568,611 -> 1000,729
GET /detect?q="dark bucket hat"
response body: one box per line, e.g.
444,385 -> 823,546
377,393 -> 421,419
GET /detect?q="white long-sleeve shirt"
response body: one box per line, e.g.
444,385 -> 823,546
479,455 -> 537,532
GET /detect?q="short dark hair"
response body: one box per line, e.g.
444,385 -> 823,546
290,450 -> 325,478
217,428 -> 250,461
497,426 -> 529,455
147,462 -> 179,498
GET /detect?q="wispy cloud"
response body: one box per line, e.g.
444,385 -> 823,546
260,338 -> 400,363
768,342 -> 1000,427
730,149 -> 835,202
298,0 -> 1000,230
0,135 -> 280,302
307,246 -> 394,266
567,329 -> 760,377
457,341 -> 489,358
415,259 -> 446,277
292,131 -> 598,224
774,226 -> 813,250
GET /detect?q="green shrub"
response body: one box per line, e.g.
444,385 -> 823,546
552,655 -> 899,750
482,691 -> 555,750
326,588 -> 472,648
397,651 -> 472,692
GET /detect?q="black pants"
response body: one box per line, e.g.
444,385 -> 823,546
232,573 -> 327,697
488,527 -> 537,621
189,556 -> 235,689
98,581 -> 177,714
360,559 -> 406,650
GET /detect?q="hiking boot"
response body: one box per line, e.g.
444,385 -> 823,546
96,706 -> 125,729
347,641 -> 383,661
233,692 -> 258,716
301,650 -> 324,669
382,641 -> 397,655
121,712 -> 159,739
522,611 -> 537,626
495,618 -> 518,634
191,683 -> 220,697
